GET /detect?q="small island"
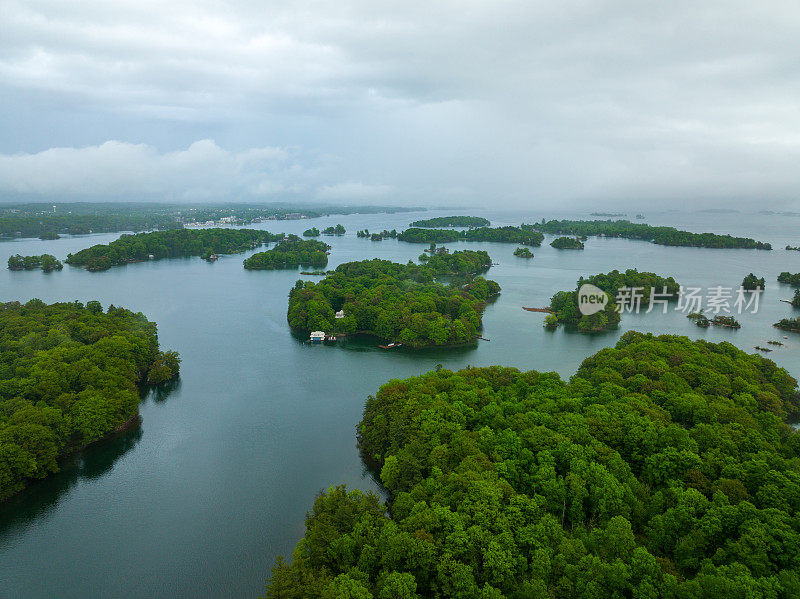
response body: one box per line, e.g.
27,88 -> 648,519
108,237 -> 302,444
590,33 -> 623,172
398,225 -> 544,246
0,299 -> 179,500
65,228 -> 282,271
549,269 -> 680,331
775,317 -> 800,332
786,245 -> 800,251
742,273 -> 765,290
38,231 -> 60,240
690,313 -> 740,329
536,219 -> 772,249
513,246 -> 534,258
417,249 -> 492,275
7,254 -> 63,272
287,258 -> 500,347
243,237 -> 330,270
302,227 -> 320,237
357,229 -> 397,240
409,215 -> 490,228
778,272 -> 800,286
322,224 -> 346,235
550,236 -> 585,250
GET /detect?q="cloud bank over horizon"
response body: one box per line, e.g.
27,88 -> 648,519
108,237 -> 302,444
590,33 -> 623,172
2,0 -> 800,209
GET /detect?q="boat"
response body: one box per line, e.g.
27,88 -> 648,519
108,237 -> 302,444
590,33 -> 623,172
378,343 -> 402,349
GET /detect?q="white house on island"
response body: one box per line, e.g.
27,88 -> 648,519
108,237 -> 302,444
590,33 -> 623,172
310,331 -> 326,343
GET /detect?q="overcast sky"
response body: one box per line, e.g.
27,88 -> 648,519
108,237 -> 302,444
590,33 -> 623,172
1,0 -> 799,209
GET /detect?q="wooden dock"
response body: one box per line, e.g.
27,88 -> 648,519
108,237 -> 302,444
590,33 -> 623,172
522,306 -> 553,313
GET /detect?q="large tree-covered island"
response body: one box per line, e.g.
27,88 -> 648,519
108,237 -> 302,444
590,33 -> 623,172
536,219 -> 773,249
65,228 -> 283,271
243,237 -> 330,270
398,226 -> 544,246
0,300 -> 179,500
287,255 -> 500,347
265,332 -> 800,598
409,216 -> 491,228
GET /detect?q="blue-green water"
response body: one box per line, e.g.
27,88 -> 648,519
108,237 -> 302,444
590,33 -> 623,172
0,209 -> 799,598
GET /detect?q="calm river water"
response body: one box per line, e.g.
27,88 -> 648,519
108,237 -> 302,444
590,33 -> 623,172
0,209 -> 799,598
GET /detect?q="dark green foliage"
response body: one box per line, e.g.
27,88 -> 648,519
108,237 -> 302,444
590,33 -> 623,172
551,269 -> 680,331
0,300 -> 178,500
398,226 -> 544,246
775,317 -> 800,332
688,311 -> 711,327
538,219 -> 773,249
550,236 -> 585,249
7,254 -> 63,272
287,259 -> 500,347
513,247 -> 533,258
787,246 -> 800,251
417,250 -> 492,275
712,315 -> 741,328
303,227 -> 321,237
792,290 -> 800,308
66,228 -> 281,271
357,229 -> 398,240
409,216 -> 490,228
243,237 -> 330,270
742,273 -> 766,290
266,333 -> 800,598
778,272 -> 800,287
0,213 -> 181,239
323,224 -> 346,235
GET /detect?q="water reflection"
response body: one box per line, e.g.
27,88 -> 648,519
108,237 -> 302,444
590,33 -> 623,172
0,383 -> 178,538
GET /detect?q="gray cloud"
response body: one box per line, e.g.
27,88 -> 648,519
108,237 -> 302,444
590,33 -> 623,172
1,0 -> 800,208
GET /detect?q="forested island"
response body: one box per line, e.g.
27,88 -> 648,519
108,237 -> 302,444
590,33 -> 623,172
409,215 -> 490,228
536,219 -> 772,249
0,208 -> 182,239
550,236 -> 585,249
775,317 -> 800,332
7,254 -> 63,271
398,226 -> 544,246
302,227 -> 320,237
265,332 -> 800,598
550,269 -> 680,331
243,237 -> 330,270
287,258 -> 500,347
513,247 -> 534,258
742,273 -> 765,290
0,201 -> 420,239
65,228 -> 282,271
787,245 -> 800,251
357,229 -> 398,240
417,249 -> 492,275
0,299 -> 179,500
322,224 -> 346,235
778,272 -> 800,286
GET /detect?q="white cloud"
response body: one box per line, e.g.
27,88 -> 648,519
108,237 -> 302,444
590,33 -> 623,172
317,182 -> 393,201
0,140 -> 333,201
2,1 -> 800,208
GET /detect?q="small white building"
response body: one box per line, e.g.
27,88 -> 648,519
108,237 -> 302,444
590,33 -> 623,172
310,331 -> 326,343
335,310 -> 345,319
